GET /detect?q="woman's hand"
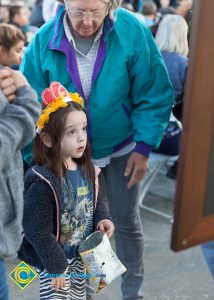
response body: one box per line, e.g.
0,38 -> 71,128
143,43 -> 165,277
124,152 -> 149,189
97,220 -> 115,238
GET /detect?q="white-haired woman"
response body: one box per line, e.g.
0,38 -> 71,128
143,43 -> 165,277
156,14 -> 189,99
155,14 -> 188,178
20,0 -> 173,299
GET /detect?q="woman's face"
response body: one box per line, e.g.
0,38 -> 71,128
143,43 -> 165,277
65,0 -> 108,38
0,40 -> 24,66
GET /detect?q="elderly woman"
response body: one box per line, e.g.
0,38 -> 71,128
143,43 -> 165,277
20,1 -> 173,299
155,14 -> 189,99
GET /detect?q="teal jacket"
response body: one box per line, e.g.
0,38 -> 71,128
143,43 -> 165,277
21,5 -> 173,163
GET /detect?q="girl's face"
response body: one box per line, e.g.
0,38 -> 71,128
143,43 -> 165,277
0,40 -> 24,66
65,0 -> 108,38
61,110 -> 87,166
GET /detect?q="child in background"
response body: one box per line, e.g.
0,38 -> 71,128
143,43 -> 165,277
0,23 -> 25,67
9,3 -> 31,45
18,82 -> 114,300
0,4 -> 10,23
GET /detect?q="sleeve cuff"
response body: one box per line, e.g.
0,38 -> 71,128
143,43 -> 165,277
133,142 -> 153,158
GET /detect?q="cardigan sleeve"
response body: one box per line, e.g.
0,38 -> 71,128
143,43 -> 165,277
23,179 -> 68,274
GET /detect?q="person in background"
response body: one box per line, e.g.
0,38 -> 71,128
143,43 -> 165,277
0,3 -> 10,23
30,0 -> 45,28
156,14 -> 189,99
9,3 -> 31,45
149,4 -> 177,37
122,0 -> 143,12
42,0 -> 60,22
176,0 -> 193,19
153,0 -> 179,9
121,1 -> 134,12
0,23 -> 25,67
20,0 -> 173,299
0,68 -> 41,300
139,1 -> 158,27
155,14 -> 188,174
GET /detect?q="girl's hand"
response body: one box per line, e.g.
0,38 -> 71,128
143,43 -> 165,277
51,276 -> 66,291
50,267 -> 68,291
97,220 -> 115,238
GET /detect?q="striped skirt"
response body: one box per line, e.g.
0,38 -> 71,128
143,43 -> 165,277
37,257 -> 86,300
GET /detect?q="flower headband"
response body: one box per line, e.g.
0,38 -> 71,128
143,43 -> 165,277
37,82 -> 84,133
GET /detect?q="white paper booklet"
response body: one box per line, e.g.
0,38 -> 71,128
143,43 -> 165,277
79,231 -> 127,293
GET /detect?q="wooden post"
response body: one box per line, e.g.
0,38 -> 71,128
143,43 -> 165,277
171,0 -> 214,251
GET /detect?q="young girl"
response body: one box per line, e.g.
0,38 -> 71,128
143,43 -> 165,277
18,82 -> 114,300
0,23 -> 25,66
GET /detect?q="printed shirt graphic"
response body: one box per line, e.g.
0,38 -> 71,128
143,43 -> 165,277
60,165 -> 94,246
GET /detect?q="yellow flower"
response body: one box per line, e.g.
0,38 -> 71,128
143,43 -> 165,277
37,97 -> 68,131
37,92 -> 84,132
69,92 -> 85,108
37,113 -> 49,129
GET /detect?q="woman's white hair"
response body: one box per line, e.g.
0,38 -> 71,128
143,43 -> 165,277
61,0 -> 123,20
155,14 -> 189,56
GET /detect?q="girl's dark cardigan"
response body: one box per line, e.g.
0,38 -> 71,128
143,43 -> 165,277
18,165 -> 111,274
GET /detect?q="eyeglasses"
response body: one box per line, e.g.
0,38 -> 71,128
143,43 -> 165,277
67,8 -> 108,21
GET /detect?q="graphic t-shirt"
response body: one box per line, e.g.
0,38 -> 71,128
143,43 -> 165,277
60,165 -> 94,246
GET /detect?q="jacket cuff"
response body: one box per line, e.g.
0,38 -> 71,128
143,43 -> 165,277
133,142 -> 153,158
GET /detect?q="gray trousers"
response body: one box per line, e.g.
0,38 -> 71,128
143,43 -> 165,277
99,153 -> 144,300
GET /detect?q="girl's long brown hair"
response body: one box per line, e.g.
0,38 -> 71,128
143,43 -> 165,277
33,101 -> 95,186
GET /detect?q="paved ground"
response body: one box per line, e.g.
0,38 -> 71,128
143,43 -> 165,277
5,165 -> 214,299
